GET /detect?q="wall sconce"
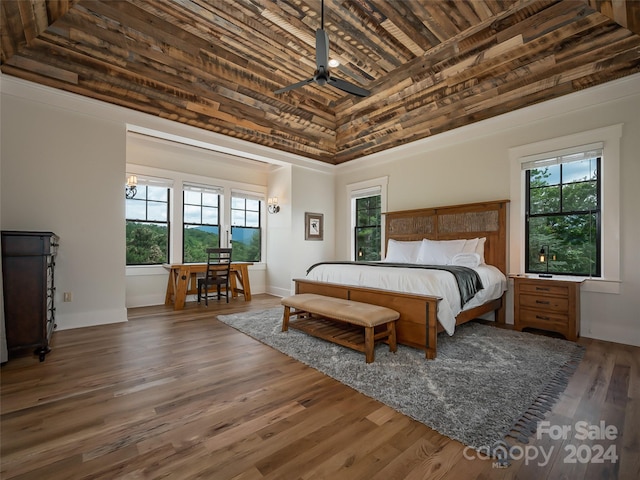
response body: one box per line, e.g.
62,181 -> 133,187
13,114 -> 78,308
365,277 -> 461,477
125,175 -> 138,199
267,197 -> 280,214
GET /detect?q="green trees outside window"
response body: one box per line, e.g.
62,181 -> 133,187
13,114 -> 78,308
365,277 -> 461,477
526,155 -> 601,276
355,195 -> 381,261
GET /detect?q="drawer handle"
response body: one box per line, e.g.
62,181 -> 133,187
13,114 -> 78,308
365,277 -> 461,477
535,287 -> 551,291
536,315 -> 550,320
535,300 -> 550,305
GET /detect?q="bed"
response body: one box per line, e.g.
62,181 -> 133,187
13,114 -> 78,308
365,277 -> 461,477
294,200 -> 509,359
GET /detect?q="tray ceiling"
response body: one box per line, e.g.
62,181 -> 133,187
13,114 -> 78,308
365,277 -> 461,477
2,0 -> 639,164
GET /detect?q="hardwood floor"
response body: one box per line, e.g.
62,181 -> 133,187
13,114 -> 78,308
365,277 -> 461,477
1,294 -> 638,479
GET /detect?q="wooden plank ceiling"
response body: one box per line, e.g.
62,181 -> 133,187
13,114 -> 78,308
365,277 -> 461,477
2,0 -> 639,164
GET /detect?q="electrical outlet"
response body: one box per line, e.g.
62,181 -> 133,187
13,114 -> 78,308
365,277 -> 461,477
63,292 -> 72,302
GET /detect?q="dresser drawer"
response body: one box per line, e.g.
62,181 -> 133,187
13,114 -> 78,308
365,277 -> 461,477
518,282 -> 569,297
519,294 -> 569,313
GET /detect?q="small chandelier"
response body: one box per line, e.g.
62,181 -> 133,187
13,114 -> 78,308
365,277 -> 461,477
125,175 -> 138,199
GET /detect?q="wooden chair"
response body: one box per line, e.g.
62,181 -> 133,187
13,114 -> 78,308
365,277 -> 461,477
197,248 -> 232,305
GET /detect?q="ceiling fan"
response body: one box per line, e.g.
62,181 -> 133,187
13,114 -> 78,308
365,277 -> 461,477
274,0 -> 370,97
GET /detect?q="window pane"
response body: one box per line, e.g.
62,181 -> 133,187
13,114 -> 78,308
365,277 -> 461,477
562,181 -> 598,211
126,199 -> 147,220
231,226 -> 261,262
530,165 -> 560,187
148,202 -> 168,221
183,225 -> 219,263
126,221 -> 168,265
245,211 -> 259,227
355,227 -> 380,261
202,206 -> 218,224
529,185 -> 560,214
184,204 -> 201,223
202,192 -> 218,207
231,209 -> 245,226
184,190 -> 200,205
564,159 -> 597,183
528,214 -> 598,275
231,197 -> 245,209
134,186 -> 148,200
246,198 -> 259,211
147,186 -> 168,201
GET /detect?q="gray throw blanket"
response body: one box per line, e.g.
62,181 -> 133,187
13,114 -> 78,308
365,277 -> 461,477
306,261 -> 484,308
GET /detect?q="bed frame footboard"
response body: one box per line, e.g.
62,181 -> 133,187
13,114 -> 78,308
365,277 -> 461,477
294,279 -> 441,358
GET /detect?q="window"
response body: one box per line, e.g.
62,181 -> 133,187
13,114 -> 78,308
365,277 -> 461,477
183,183 -> 222,263
231,193 -> 262,262
346,182 -> 381,262
525,150 -> 601,276
510,124 -> 621,291
126,183 -> 170,265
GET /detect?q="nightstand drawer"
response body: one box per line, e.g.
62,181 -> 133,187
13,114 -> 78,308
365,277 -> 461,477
518,282 -> 569,297
519,294 -> 569,313
518,308 -> 570,336
519,308 -> 569,326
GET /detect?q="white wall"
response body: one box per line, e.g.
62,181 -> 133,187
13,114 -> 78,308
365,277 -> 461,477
266,164 -> 293,297
289,165 -> 336,292
1,82 -> 128,329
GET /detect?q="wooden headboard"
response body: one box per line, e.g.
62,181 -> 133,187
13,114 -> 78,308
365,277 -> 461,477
384,200 -> 509,275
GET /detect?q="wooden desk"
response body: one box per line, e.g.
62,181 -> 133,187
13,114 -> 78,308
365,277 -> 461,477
164,262 -> 253,310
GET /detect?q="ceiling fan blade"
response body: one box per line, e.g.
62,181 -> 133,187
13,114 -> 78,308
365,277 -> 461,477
274,77 -> 315,94
316,29 -> 329,70
327,76 -> 370,97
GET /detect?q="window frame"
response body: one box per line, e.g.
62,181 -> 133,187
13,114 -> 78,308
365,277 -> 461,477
509,124 -> 622,294
524,154 -> 602,277
182,184 -> 223,263
347,177 -> 388,262
125,182 -> 171,266
230,193 -> 263,263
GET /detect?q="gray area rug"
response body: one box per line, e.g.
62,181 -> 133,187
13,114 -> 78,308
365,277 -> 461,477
217,308 -> 584,451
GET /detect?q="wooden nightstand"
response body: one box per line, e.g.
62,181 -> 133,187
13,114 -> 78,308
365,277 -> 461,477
511,275 -> 584,341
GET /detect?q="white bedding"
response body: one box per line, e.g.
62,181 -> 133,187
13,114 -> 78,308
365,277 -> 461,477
305,263 -> 507,335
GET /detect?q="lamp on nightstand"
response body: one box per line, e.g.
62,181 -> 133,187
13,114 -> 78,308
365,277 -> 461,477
538,245 -> 557,277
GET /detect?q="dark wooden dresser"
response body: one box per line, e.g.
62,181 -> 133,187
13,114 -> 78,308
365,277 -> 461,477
1,231 -> 59,361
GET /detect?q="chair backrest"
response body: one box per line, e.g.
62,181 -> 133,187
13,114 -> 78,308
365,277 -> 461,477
205,248 -> 232,281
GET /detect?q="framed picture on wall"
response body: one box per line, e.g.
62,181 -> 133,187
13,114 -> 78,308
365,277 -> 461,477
305,212 -> 324,241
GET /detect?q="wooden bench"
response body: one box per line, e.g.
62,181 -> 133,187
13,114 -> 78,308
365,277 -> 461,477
280,293 -> 399,363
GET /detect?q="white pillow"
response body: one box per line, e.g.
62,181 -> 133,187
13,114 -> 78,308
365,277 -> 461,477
416,238 -> 466,265
462,238 -> 479,254
383,239 -> 422,263
476,237 -> 486,264
451,252 -> 481,268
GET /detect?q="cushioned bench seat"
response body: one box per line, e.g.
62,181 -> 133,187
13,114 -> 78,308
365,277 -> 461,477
281,293 -> 399,363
